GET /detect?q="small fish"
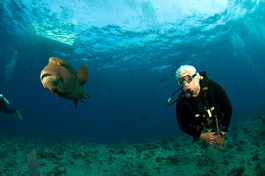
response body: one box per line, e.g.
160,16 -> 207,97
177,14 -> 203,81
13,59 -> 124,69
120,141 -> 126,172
40,57 -> 89,107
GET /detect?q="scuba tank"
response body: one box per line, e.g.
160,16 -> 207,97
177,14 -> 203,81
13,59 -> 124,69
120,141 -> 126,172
0,94 -> 10,107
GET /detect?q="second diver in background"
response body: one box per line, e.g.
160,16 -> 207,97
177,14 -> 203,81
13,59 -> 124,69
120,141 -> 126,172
0,93 -> 22,119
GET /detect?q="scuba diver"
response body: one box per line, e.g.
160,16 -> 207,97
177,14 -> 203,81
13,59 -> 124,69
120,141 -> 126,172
0,93 -> 22,119
167,65 -> 232,149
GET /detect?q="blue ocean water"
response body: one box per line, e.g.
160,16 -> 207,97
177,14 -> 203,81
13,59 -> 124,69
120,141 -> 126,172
0,0 -> 264,144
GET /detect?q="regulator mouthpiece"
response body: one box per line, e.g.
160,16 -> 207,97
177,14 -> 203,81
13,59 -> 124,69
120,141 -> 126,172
184,89 -> 193,99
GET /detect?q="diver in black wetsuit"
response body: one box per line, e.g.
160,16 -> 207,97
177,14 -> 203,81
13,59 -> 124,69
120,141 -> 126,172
175,65 -> 232,149
0,93 -> 22,119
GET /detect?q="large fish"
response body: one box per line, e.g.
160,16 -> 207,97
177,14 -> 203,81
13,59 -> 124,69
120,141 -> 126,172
40,57 -> 89,107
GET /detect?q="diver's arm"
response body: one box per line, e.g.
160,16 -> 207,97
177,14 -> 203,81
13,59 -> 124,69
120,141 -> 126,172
213,81 -> 233,132
2,107 -> 17,114
176,100 -> 202,138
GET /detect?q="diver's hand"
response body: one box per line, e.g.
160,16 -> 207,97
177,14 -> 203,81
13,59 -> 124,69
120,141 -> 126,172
199,132 -> 215,144
211,134 -> 224,149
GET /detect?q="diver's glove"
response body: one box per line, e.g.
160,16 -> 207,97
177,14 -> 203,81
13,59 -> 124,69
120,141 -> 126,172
14,111 -> 23,119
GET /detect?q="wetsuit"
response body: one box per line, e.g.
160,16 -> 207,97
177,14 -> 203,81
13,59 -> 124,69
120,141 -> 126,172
176,78 -> 233,139
0,96 -> 17,114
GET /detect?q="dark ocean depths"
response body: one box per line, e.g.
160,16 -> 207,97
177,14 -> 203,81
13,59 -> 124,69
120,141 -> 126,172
0,0 -> 264,144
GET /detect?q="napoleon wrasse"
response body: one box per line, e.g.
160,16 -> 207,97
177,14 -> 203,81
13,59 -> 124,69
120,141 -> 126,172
40,57 -> 89,107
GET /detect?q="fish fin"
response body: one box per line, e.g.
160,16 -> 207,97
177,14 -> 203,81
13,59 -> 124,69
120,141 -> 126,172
87,93 -> 90,98
80,98 -> 88,107
73,99 -> 78,107
77,65 -> 88,85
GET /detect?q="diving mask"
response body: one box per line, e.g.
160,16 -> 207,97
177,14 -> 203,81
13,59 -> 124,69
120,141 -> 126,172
177,73 -> 197,87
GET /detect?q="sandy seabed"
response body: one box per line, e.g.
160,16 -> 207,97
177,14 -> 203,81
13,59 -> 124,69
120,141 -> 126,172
0,115 -> 265,176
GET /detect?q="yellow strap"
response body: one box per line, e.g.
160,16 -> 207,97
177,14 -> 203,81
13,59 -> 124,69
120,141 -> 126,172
201,122 -> 211,133
215,115 -> 219,134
